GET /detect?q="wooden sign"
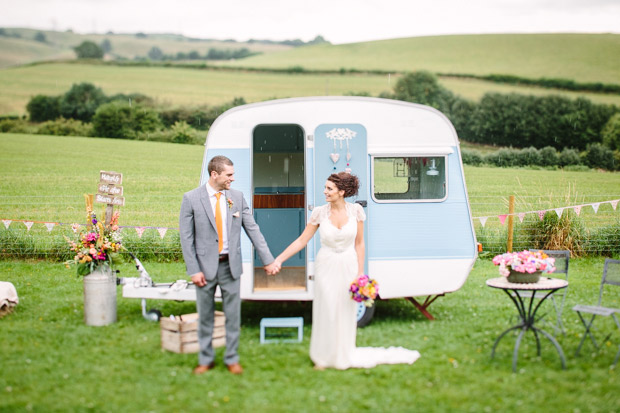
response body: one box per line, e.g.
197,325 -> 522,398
95,193 -> 125,206
99,171 -> 123,185
98,183 -> 123,196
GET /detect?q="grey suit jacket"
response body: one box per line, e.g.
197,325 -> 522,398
179,186 -> 274,281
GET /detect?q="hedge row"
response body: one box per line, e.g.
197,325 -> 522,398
461,144 -> 619,171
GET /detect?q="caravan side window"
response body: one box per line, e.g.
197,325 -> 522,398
372,156 -> 447,202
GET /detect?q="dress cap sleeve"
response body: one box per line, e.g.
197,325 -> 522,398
309,205 -> 326,225
353,202 -> 366,222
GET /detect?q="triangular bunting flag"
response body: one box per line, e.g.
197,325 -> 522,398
498,215 -> 507,225
591,203 -> 600,213
611,200 -> 619,211
554,208 -> 564,218
71,223 -> 80,233
44,222 -> 56,232
2,219 -> 11,229
135,227 -> 146,238
157,228 -> 167,239
479,217 -> 488,227
538,211 -> 546,221
24,221 -> 34,231
518,213 -> 526,223
573,205 -> 582,216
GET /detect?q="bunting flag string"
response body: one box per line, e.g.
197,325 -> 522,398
470,198 -> 619,224
2,197 -> 618,233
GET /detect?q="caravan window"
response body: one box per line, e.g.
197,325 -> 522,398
372,156 -> 447,202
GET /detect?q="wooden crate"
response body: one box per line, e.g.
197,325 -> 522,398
160,311 -> 225,353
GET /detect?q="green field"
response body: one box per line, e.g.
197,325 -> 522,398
217,33 -> 620,84
1,133 -> 619,228
1,257 -> 619,411
0,63 -> 396,116
1,62 -> 619,117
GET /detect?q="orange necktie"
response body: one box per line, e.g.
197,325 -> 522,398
215,192 -> 223,253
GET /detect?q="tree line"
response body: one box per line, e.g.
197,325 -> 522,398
3,71 -> 619,170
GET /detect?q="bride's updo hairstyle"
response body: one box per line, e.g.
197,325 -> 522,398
328,172 -> 359,198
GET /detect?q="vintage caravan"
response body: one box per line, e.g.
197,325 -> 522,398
195,96 -> 477,324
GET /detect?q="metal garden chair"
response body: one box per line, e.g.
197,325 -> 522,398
572,259 -> 620,368
512,250 -> 570,335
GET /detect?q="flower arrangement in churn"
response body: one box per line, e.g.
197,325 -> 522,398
492,250 -> 556,277
65,208 -> 123,276
349,274 -> 379,307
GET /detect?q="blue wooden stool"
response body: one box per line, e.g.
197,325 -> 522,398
260,317 -> 304,343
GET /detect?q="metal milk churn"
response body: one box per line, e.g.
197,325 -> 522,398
83,266 -> 117,326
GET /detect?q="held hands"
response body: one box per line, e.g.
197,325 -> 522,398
264,260 -> 282,276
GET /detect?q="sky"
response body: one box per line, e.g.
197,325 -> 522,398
1,0 -> 619,44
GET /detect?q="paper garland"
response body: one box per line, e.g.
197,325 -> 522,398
3,198 -> 619,232
475,199 -> 620,227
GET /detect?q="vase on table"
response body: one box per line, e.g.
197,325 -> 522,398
83,266 -> 117,326
507,269 -> 542,284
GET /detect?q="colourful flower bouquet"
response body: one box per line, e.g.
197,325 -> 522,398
492,250 -> 556,277
349,274 -> 379,307
65,209 -> 123,276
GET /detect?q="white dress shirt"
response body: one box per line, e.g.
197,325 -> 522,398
206,183 -> 229,254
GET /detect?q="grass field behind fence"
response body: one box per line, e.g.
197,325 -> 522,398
1,258 -> 619,411
1,132 -> 619,256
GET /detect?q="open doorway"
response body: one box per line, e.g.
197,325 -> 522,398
252,124 -> 307,292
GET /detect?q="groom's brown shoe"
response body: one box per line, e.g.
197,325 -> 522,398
192,362 -> 215,375
226,363 -> 243,375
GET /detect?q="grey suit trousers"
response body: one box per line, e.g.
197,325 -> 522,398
195,260 -> 241,366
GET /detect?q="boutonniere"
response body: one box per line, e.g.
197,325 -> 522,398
232,211 -> 240,218
227,198 -> 234,209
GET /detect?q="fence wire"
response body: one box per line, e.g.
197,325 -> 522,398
1,194 -> 619,260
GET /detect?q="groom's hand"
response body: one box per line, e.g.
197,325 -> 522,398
264,261 -> 280,276
191,272 -> 207,287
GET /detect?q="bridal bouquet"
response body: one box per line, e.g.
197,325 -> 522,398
349,274 -> 379,307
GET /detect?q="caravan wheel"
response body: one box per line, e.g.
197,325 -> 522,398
356,302 -> 375,328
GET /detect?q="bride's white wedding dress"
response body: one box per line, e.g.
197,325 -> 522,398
309,202 -> 420,369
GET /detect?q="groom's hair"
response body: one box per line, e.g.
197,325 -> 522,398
328,172 -> 359,198
208,155 -> 234,175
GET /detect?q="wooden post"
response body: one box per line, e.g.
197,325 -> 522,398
507,195 -> 515,252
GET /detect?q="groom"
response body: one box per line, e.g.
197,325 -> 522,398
179,155 -> 278,375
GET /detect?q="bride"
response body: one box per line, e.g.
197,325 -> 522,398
271,172 -> 420,369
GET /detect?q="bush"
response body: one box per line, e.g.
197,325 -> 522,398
393,71 -> 455,114
583,143 -> 616,170
460,149 -> 483,166
26,95 -> 61,122
170,121 -> 202,144
92,100 -> 162,139
0,118 -> 35,133
516,146 -> 542,166
520,211 -> 585,256
73,41 -> 104,59
602,112 -> 620,150
484,147 -> 521,167
60,83 -> 107,122
36,117 -> 92,137
539,146 -> 559,167
558,148 -> 581,167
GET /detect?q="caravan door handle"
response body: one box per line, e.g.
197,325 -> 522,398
355,200 -> 367,207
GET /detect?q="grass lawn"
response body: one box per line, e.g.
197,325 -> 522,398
1,257 -> 619,412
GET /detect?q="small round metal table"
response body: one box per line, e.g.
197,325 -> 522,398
486,276 -> 569,372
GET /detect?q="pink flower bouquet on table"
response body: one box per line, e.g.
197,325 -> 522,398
349,274 -> 379,307
492,250 -> 556,277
